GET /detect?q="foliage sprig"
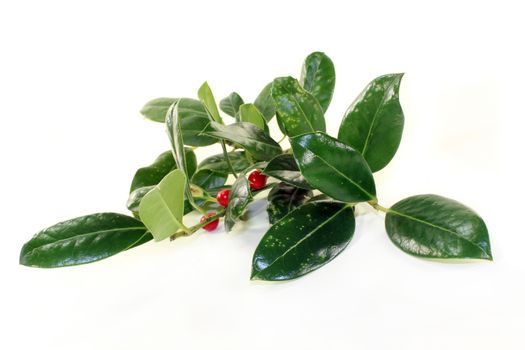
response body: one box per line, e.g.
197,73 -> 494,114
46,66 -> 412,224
19,52 -> 492,280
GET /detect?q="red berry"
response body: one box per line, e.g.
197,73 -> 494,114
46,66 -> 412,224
200,212 -> 219,231
216,189 -> 230,207
248,170 -> 267,190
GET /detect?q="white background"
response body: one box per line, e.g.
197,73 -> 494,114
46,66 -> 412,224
1,1 -> 523,349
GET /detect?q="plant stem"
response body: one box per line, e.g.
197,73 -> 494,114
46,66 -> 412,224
277,134 -> 287,144
245,151 -> 254,165
369,201 -> 390,213
170,209 -> 226,240
188,196 -> 208,215
220,141 -> 238,178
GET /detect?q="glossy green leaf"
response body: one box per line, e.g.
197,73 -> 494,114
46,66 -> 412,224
252,202 -> 355,281
129,149 -> 196,193
198,81 -> 223,123
254,82 -> 275,122
167,101 -> 201,202
201,121 -> 282,160
175,98 -> 217,146
291,132 -> 376,203
263,154 -> 312,190
139,169 -> 187,241
385,194 -> 492,260
272,76 -> 325,137
127,149 -> 195,217
220,92 -> 244,120
20,213 -> 151,268
267,183 -> 313,224
239,103 -> 266,130
338,73 -> 404,172
198,151 -> 250,174
225,175 -> 253,232
140,97 -> 178,122
300,52 -> 335,112
191,169 -> 228,191
127,186 -> 155,213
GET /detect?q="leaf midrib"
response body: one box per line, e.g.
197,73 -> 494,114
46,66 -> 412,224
25,226 -> 146,255
288,93 -> 316,132
361,78 -> 397,157
254,205 -> 349,277
309,149 -> 375,200
388,208 -> 489,256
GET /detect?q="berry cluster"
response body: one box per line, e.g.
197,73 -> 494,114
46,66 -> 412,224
200,170 -> 267,231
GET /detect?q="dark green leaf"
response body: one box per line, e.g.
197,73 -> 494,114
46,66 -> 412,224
20,213 -> 151,268
129,149 -> 196,193
167,101 -> 200,201
254,82 -> 275,122
140,97 -> 178,123
198,151 -> 250,174
192,169 -> 228,191
139,169 -> 187,241
225,175 -> 253,231
220,92 -> 244,120
198,81 -> 223,123
252,202 -> 355,281
300,52 -> 335,112
291,132 -> 376,203
176,98 -> 217,147
201,121 -> 282,161
127,185 -> 154,213
385,194 -> 492,260
338,73 -> 404,172
263,154 -> 312,190
267,183 -> 313,224
272,77 -> 325,137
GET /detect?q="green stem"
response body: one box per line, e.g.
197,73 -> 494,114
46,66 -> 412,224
369,201 -> 390,213
221,141 -> 238,178
188,196 -> 208,215
170,209 -> 226,240
245,151 -> 254,165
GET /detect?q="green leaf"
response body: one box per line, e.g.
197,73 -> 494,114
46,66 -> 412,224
127,186 -> 193,216
127,186 -> 155,213
129,149 -> 196,193
220,92 -> 244,120
254,82 -> 275,122
140,97 -> 178,123
385,194 -> 492,260
175,98 -> 217,147
338,73 -> 404,172
201,121 -> 282,161
198,81 -> 223,123
239,103 -> 266,130
192,169 -> 228,191
291,132 -> 376,203
225,175 -> 253,231
300,52 -> 335,112
272,76 -> 325,137
20,213 -> 151,268
167,101 -> 201,202
198,151 -> 250,174
263,154 -> 312,190
139,169 -> 188,241
252,202 -> 355,281
267,183 -> 313,224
